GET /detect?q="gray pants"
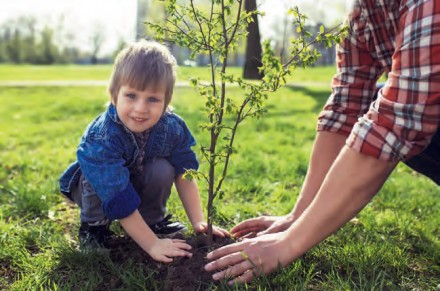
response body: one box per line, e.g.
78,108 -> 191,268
71,158 -> 175,225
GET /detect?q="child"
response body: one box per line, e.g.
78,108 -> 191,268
59,40 -> 228,263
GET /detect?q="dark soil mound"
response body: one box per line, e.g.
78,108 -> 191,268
107,233 -> 234,290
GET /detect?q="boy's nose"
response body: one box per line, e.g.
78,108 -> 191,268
134,100 -> 148,113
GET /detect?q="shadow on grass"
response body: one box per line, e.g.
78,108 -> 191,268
311,220 -> 440,289
286,84 -> 330,113
48,237 -> 161,290
245,85 -> 330,120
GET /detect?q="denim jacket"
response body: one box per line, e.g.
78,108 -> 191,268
59,104 -> 199,220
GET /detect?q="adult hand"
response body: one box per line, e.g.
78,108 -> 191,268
148,238 -> 192,263
204,232 -> 293,284
193,221 -> 230,237
231,215 -> 294,238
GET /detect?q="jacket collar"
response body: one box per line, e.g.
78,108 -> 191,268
108,103 -> 123,125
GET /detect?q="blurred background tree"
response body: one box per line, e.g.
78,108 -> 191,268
242,0 -> 263,80
0,0 -> 346,65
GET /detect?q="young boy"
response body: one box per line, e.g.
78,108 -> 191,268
59,40 -> 228,263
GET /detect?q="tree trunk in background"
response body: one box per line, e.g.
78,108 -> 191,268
243,0 -> 264,80
136,0 -> 149,40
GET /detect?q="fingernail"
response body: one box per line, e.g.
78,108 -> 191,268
212,273 -> 219,280
206,253 -> 212,259
204,263 -> 212,270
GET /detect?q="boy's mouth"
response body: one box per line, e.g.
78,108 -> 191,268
132,117 -> 147,122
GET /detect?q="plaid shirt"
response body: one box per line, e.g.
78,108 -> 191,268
317,0 -> 440,161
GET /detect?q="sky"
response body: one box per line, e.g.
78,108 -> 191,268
0,0 -> 138,56
0,0 -> 347,57
259,0 -> 347,39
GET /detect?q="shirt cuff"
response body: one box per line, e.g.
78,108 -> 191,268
346,116 -> 409,162
175,158 -> 199,175
317,110 -> 357,137
102,183 -> 141,220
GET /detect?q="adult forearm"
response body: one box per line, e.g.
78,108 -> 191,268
203,142 -> 397,283
290,131 -> 347,220
285,146 -> 397,259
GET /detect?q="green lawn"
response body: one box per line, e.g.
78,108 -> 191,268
0,66 -> 438,290
0,65 -> 113,81
0,64 -> 337,84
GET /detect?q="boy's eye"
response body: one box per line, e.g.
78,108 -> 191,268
148,97 -> 160,102
126,93 -> 136,99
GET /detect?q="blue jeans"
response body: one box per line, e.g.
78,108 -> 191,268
71,158 -> 175,224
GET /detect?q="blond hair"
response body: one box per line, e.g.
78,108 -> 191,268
108,40 -> 176,107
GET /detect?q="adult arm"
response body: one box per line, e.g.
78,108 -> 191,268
232,0 -> 440,239
205,146 -> 397,284
231,131 -> 347,237
230,0 -> 384,238
207,0 -> 440,283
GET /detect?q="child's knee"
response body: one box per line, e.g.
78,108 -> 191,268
144,158 -> 175,186
153,158 -> 175,184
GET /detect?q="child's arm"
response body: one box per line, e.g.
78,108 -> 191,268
175,175 -> 229,237
119,209 -> 192,262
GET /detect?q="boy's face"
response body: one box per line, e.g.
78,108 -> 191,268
114,85 -> 166,133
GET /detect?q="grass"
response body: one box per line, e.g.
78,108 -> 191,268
0,65 -> 113,81
0,66 -> 439,290
0,64 -> 336,83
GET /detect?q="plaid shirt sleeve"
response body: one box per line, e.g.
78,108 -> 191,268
317,0 -> 440,161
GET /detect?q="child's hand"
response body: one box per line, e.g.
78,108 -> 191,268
193,222 -> 230,237
148,238 -> 192,263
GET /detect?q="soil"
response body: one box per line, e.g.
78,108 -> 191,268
106,233 -> 235,290
0,261 -> 17,287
